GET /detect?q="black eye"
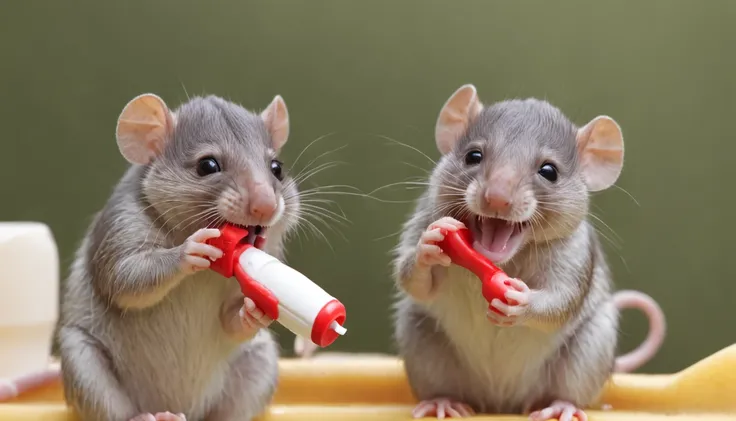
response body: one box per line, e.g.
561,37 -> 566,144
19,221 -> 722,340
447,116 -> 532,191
270,159 -> 284,181
538,163 -> 558,182
196,157 -> 221,176
464,150 -> 483,165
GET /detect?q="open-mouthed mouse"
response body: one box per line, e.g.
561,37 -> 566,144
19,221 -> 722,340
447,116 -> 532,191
391,84 -> 665,420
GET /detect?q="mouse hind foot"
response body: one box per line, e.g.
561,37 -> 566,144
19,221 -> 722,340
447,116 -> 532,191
412,398 -> 475,419
130,413 -> 186,421
528,400 -> 587,421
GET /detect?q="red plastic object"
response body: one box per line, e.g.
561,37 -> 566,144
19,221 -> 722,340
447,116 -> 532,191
207,224 -> 250,278
206,224 -> 280,320
311,299 -> 346,347
437,227 -> 511,314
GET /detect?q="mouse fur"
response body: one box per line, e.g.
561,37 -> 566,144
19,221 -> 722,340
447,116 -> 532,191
57,93 -> 300,421
391,85 -> 661,420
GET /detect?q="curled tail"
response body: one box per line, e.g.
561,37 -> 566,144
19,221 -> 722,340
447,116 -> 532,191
613,290 -> 666,373
0,363 -> 61,401
294,336 -> 389,360
294,335 -> 319,359
296,290 -> 667,367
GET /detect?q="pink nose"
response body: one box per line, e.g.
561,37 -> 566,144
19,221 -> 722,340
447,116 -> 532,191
249,182 -> 277,221
484,187 -> 512,213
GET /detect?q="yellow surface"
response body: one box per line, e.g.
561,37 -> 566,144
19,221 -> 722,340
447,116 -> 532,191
2,344 -> 736,420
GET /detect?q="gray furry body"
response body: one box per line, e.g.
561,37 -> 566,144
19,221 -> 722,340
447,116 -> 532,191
392,91 -> 623,416
394,196 -> 617,413
58,95 -> 299,421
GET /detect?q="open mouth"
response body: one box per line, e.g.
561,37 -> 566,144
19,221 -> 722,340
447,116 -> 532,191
227,224 -> 268,249
467,215 -> 529,264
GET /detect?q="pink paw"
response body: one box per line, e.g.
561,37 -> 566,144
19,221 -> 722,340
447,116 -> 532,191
412,398 -> 475,419
179,228 -> 223,274
239,297 -> 273,335
154,412 -> 187,421
487,277 -> 531,327
529,400 -> 587,421
416,217 -> 466,268
129,414 -> 155,421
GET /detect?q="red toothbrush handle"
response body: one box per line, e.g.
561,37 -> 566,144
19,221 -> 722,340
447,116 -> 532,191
206,224 -> 280,320
437,228 -> 511,313
206,224 -> 251,278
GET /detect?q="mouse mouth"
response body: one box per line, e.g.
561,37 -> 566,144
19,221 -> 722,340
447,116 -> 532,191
246,225 -> 265,247
228,224 -> 267,249
466,215 -> 529,264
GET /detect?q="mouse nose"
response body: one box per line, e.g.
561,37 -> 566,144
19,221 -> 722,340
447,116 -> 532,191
249,182 -> 277,222
484,186 -> 512,213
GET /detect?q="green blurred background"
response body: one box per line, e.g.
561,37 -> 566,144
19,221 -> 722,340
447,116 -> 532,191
2,1 -> 735,374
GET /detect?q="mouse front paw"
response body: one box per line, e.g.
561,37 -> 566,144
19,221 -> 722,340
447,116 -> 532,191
416,217 -> 466,268
178,228 -> 223,274
487,278 -> 531,327
238,297 -> 274,339
412,398 -> 475,419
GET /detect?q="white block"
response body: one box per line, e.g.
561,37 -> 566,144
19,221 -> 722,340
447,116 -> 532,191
0,222 -> 58,379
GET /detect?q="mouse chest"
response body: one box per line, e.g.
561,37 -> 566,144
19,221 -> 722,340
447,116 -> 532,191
127,272 -> 234,344
430,267 -> 560,396
109,273 -> 240,415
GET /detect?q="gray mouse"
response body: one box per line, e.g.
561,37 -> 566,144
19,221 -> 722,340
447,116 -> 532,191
56,93 -> 301,421
391,84 -> 665,421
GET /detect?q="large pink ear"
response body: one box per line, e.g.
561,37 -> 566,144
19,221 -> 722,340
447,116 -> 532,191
116,94 -> 175,165
435,84 -> 483,155
576,116 -> 624,192
260,95 -> 290,151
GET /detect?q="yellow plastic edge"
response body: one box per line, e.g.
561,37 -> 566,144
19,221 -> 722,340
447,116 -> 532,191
2,343 -> 735,420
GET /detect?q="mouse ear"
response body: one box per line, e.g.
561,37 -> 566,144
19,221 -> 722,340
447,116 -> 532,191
435,84 -> 483,155
116,94 -> 175,165
261,95 -> 290,151
577,116 -> 624,192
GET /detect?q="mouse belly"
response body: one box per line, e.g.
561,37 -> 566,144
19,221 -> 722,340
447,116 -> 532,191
420,269 -> 565,412
105,273 -> 256,418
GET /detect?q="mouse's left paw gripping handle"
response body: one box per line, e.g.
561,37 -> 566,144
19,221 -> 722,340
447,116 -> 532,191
437,227 -> 513,315
206,224 -> 347,348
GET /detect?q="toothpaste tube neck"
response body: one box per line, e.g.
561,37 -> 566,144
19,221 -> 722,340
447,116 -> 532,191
207,225 -> 252,278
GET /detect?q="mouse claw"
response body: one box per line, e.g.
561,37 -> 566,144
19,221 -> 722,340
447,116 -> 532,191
529,400 -> 586,421
412,398 -> 475,419
129,414 -> 156,421
235,297 -> 273,340
154,412 -> 187,421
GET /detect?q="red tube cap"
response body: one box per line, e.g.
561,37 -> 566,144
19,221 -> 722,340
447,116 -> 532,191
310,299 -> 347,348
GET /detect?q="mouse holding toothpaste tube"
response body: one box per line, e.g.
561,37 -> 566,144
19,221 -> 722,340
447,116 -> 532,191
56,92 -> 336,421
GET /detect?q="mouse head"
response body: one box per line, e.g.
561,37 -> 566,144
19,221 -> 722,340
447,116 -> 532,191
431,84 -> 624,264
115,93 -> 299,246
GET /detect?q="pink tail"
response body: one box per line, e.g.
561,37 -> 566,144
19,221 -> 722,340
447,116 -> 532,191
613,290 -> 666,373
294,335 -> 319,359
0,365 -> 61,401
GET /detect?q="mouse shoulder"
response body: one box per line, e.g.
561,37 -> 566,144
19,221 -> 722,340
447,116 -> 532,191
395,190 -> 436,251
88,164 -> 167,250
79,165 -> 172,291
